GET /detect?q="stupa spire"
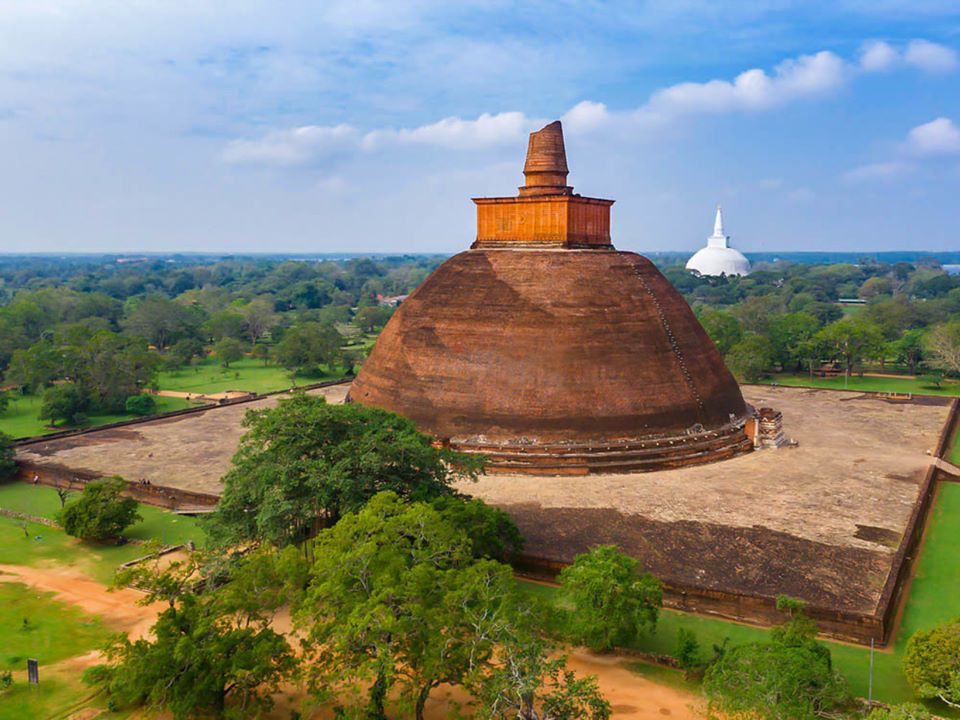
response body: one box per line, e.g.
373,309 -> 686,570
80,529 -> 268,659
708,205 -> 729,248
519,121 -> 573,197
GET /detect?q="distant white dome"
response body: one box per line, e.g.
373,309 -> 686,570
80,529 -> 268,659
686,206 -> 751,277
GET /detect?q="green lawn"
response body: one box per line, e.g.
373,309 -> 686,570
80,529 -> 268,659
0,393 -> 194,440
522,481 -> 960,713
0,484 -> 206,584
157,356 -> 344,395
0,581 -> 109,671
0,483 -> 205,547
758,372 -> 960,397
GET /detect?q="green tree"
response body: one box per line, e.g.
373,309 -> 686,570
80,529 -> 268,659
297,493 -> 605,720
58,476 -> 141,541
297,492 -> 474,719
0,392 -> 9,417
203,310 -> 245,342
814,317 -> 885,376
889,328 -> 925,375
696,307 -> 742,356
86,548 -> 297,719
64,330 -> 159,412
703,608 -> 850,720
4,339 -> 63,392
39,382 -> 90,426
274,321 -> 342,377
239,298 -> 277,344
122,295 -> 198,351
125,393 -> 157,416
0,431 -> 16,479
208,393 -> 483,547
353,305 -> 393,334
903,618 -> 960,709
767,312 -> 820,370
725,334 -> 774,383
429,495 -> 524,562
250,343 -> 271,366
557,545 -> 662,652
166,337 -> 205,369
214,337 -> 245,368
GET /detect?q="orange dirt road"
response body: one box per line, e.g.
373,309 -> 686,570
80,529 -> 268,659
1,563 -> 705,719
0,563 -> 164,640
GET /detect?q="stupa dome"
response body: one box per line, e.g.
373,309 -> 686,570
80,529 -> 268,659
350,123 -> 751,474
686,206 -> 751,277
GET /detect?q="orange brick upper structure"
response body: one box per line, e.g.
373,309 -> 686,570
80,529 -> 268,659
473,121 -> 613,249
349,121 -> 752,474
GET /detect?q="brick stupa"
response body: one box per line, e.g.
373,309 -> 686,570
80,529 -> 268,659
349,121 -> 751,474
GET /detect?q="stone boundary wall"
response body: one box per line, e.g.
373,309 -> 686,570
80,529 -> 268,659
12,463 -> 220,510
514,397 -> 960,647
13,378 -> 351,449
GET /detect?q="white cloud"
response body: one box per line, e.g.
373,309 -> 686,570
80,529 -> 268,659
644,51 -> 848,117
224,44 -> 957,168
860,41 -> 899,72
222,124 -> 359,166
843,161 -> 912,183
561,101 -> 610,134
859,39 -> 957,74
904,39 -> 958,73
362,112 -> 532,151
905,117 -> 960,156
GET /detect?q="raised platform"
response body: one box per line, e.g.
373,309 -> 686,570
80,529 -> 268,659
14,384 -> 954,645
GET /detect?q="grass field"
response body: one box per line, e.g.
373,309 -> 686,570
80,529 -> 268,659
523,481 -> 960,713
0,356 -> 349,440
0,483 -> 205,547
157,356 -> 343,395
0,484 -> 206,584
758,372 -> 960,397
0,393 -> 194,440
0,582 -> 109,671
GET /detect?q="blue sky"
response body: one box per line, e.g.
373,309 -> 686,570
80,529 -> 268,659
0,1 -> 958,254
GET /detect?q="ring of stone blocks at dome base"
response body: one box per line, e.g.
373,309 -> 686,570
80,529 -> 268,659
446,418 -> 754,475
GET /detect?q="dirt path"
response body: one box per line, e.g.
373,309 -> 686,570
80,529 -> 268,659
0,563 -> 164,640
1,564 -> 704,719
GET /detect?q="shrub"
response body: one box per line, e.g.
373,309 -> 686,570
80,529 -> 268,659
124,393 -> 157,416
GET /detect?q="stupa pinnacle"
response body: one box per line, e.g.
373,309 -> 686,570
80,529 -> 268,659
350,121 -> 751,475
519,120 -> 571,196
472,121 -> 613,249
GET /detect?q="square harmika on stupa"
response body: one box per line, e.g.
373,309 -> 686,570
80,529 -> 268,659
348,120 -> 753,474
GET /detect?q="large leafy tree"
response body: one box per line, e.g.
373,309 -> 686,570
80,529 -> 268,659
903,618 -> 960,709
725,334 -> 774,383
273,321 -> 343,377
557,544 -> 662,652
695,307 -> 743,356
207,393 -> 483,547
39,382 -> 90,426
122,294 -> 200,352
58,476 -> 141,541
703,602 -> 850,720
767,311 -> 820,370
814,317 -> 886,376
86,548 -> 298,719
297,492 -> 607,720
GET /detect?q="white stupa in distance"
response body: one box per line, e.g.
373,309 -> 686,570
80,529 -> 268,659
686,206 -> 751,277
